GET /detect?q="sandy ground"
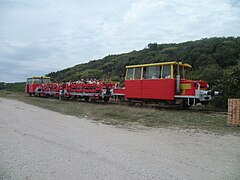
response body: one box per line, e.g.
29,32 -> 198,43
0,98 -> 239,180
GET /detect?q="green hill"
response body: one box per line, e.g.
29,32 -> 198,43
47,37 -> 240,108
48,37 -> 240,81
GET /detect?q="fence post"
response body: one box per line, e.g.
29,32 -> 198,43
227,99 -> 240,126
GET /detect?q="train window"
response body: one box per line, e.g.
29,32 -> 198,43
162,65 -> 171,78
134,67 -> 141,79
27,78 -> 33,84
173,65 -> 184,78
42,78 -> 50,83
33,78 -> 41,84
173,65 -> 192,79
184,67 -> 192,80
173,66 -> 177,78
126,68 -> 134,80
143,66 -> 160,79
180,66 -> 184,78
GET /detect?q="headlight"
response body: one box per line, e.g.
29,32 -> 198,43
206,84 -> 209,88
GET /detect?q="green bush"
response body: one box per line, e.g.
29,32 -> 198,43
0,82 -> 25,92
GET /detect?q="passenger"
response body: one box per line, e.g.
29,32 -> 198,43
88,79 -> 93,84
92,78 -> 97,84
151,73 -> 157,79
86,78 -> 90,84
96,80 -> 100,85
115,83 -> 119,89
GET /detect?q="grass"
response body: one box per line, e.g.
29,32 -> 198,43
0,91 -> 239,135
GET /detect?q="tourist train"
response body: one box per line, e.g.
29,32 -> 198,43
26,61 -> 219,107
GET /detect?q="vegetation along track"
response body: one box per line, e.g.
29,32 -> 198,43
1,91 -> 238,135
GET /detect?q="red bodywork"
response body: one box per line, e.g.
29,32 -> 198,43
26,61 -> 215,106
125,79 -> 176,100
26,80 -> 115,102
124,79 -> 208,101
26,83 -> 42,95
180,80 -> 208,96
26,77 -> 209,104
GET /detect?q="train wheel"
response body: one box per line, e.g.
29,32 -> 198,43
182,101 -> 190,109
103,97 -> 109,103
127,101 -> 135,106
84,97 -> 89,102
90,98 -> 97,103
201,101 -> 209,106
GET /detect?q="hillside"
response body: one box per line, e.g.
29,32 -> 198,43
47,37 -> 240,81
47,37 -> 240,108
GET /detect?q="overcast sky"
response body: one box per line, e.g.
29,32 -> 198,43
0,0 -> 240,82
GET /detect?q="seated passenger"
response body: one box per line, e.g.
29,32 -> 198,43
165,75 -> 171,78
151,73 -> 157,79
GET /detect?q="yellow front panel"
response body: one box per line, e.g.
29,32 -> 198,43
180,83 -> 192,95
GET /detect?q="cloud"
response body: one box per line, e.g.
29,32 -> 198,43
0,0 -> 239,82
120,0 -> 240,42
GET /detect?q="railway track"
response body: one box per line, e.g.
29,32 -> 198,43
29,95 -> 227,116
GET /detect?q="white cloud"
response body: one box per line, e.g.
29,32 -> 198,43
120,0 -> 240,43
0,0 -> 239,82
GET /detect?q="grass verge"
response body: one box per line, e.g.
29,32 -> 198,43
0,91 -> 239,135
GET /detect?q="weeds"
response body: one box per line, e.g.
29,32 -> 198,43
0,91 -> 239,135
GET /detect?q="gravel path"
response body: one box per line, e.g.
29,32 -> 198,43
0,98 -> 239,180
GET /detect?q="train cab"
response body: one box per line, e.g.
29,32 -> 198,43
26,76 -> 51,96
124,61 -> 216,107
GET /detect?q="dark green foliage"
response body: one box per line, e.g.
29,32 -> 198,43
0,82 -> 6,90
44,37 -> 238,109
0,82 -> 25,92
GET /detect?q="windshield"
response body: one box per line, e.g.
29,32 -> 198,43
184,67 -> 192,80
42,78 -> 50,83
173,65 -> 192,79
27,78 -> 50,84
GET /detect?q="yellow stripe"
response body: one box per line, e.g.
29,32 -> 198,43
171,65 -> 173,78
181,83 -> 191,89
126,61 -> 192,68
181,90 -> 186,94
180,83 -> 191,95
133,68 -> 135,79
29,76 -> 50,79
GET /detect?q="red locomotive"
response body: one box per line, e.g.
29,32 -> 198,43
26,62 -> 219,107
26,76 -> 51,96
121,61 -> 219,107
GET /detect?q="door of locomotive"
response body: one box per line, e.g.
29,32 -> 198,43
26,78 -> 33,93
141,64 -> 175,100
125,67 -> 142,99
28,78 -> 40,93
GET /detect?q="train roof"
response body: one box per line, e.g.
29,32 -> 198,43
126,61 -> 192,68
27,76 -> 50,79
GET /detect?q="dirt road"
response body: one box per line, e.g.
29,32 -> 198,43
0,98 -> 239,179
